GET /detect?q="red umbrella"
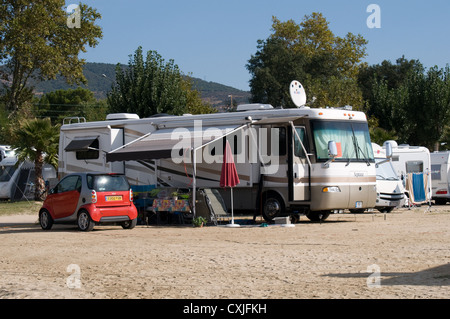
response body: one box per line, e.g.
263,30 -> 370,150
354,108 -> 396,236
220,140 -> 240,188
220,140 -> 240,227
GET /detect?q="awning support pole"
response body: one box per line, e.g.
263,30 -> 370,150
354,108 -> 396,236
192,148 -> 196,218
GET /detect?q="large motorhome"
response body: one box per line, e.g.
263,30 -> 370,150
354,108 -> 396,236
430,151 -> 450,205
0,146 -> 57,201
383,141 -> 432,206
58,103 -> 377,222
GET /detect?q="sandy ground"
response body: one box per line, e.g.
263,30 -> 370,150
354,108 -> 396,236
0,205 -> 449,300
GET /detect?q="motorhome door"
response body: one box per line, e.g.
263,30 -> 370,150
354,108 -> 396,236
289,126 -> 310,201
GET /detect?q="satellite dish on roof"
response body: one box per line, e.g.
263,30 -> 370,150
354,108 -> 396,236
289,80 -> 307,107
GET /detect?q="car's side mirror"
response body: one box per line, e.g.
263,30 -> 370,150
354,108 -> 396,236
49,188 -> 56,195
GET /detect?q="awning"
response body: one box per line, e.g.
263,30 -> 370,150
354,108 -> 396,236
106,125 -> 246,163
65,137 -> 98,152
252,115 -> 305,125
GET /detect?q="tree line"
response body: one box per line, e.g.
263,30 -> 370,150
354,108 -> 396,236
0,3 -> 449,199
247,14 -> 450,151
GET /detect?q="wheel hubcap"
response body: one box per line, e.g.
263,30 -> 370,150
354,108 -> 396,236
265,199 -> 280,218
79,213 -> 88,229
41,212 -> 48,228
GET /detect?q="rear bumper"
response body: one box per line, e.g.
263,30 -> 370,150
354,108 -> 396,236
99,216 -> 131,223
82,204 -> 138,222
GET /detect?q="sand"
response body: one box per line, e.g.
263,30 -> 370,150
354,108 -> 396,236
0,205 -> 449,299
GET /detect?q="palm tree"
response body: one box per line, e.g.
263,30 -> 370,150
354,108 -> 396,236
10,118 -> 60,201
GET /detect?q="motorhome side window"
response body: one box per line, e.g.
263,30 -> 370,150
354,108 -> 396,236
277,127 -> 287,156
431,164 -> 441,180
406,161 -> 423,173
293,127 -> 307,158
76,139 -> 100,160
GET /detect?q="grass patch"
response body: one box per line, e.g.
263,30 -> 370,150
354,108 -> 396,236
0,201 -> 42,216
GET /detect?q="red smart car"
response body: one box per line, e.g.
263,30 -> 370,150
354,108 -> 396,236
39,172 -> 138,231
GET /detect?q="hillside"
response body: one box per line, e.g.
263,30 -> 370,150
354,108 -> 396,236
31,62 -> 251,107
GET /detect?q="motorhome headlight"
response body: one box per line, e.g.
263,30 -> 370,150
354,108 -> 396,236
322,186 -> 341,193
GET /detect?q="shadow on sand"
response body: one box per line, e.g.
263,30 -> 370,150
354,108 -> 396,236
324,263 -> 450,286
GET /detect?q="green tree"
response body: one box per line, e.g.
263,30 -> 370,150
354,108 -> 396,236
108,47 -> 215,117
368,65 -> 450,150
0,0 -> 102,114
406,66 -> 450,150
247,38 -> 307,107
247,13 -> 367,108
358,56 -> 424,113
182,78 -> 216,115
37,87 -> 107,124
10,118 -> 60,200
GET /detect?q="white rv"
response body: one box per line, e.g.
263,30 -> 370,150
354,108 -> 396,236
58,103 -> 377,222
430,151 -> 450,205
383,141 -> 432,206
0,146 -> 57,201
372,143 -> 405,212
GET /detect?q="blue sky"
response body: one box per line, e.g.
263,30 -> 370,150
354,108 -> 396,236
77,0 -> 450,91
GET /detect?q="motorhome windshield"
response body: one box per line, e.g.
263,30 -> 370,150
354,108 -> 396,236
375,159 -> 399,180
0,165 -> 16,182
312,120 -> 374,162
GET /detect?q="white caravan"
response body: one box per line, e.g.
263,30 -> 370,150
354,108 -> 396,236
0,146 -> 57,200
58,104 -> 377,222
372,143 -> 405,212
430,151 -> 450,204
383,141 -> 432,206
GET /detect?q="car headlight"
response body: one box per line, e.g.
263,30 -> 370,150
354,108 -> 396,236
322,186 -> 341,193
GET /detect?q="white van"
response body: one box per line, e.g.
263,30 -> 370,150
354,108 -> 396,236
430,151 -> 450,205
372,143 -> 405,212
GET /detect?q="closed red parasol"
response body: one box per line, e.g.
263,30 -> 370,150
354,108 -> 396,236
220,140 -> 240,227
220,140 -> 240,188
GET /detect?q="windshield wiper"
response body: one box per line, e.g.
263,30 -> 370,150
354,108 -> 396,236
351,127 -> 371,166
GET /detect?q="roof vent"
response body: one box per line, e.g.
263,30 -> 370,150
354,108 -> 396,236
236,104 -> 274,111
106,113 -> 140,120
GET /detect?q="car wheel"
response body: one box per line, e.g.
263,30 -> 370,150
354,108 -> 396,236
77,210 -> 95,232
121,218 -> 137,229
39,209 -> 53,230
261,191 -> 285,222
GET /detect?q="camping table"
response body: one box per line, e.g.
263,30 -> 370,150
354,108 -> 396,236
147,199 -> 191,224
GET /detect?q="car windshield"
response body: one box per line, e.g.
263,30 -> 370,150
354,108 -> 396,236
87,174 -> 130,192
376,158 -> 399,180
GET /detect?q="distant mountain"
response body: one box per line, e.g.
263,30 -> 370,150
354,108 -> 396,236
30,62 -> 251,108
